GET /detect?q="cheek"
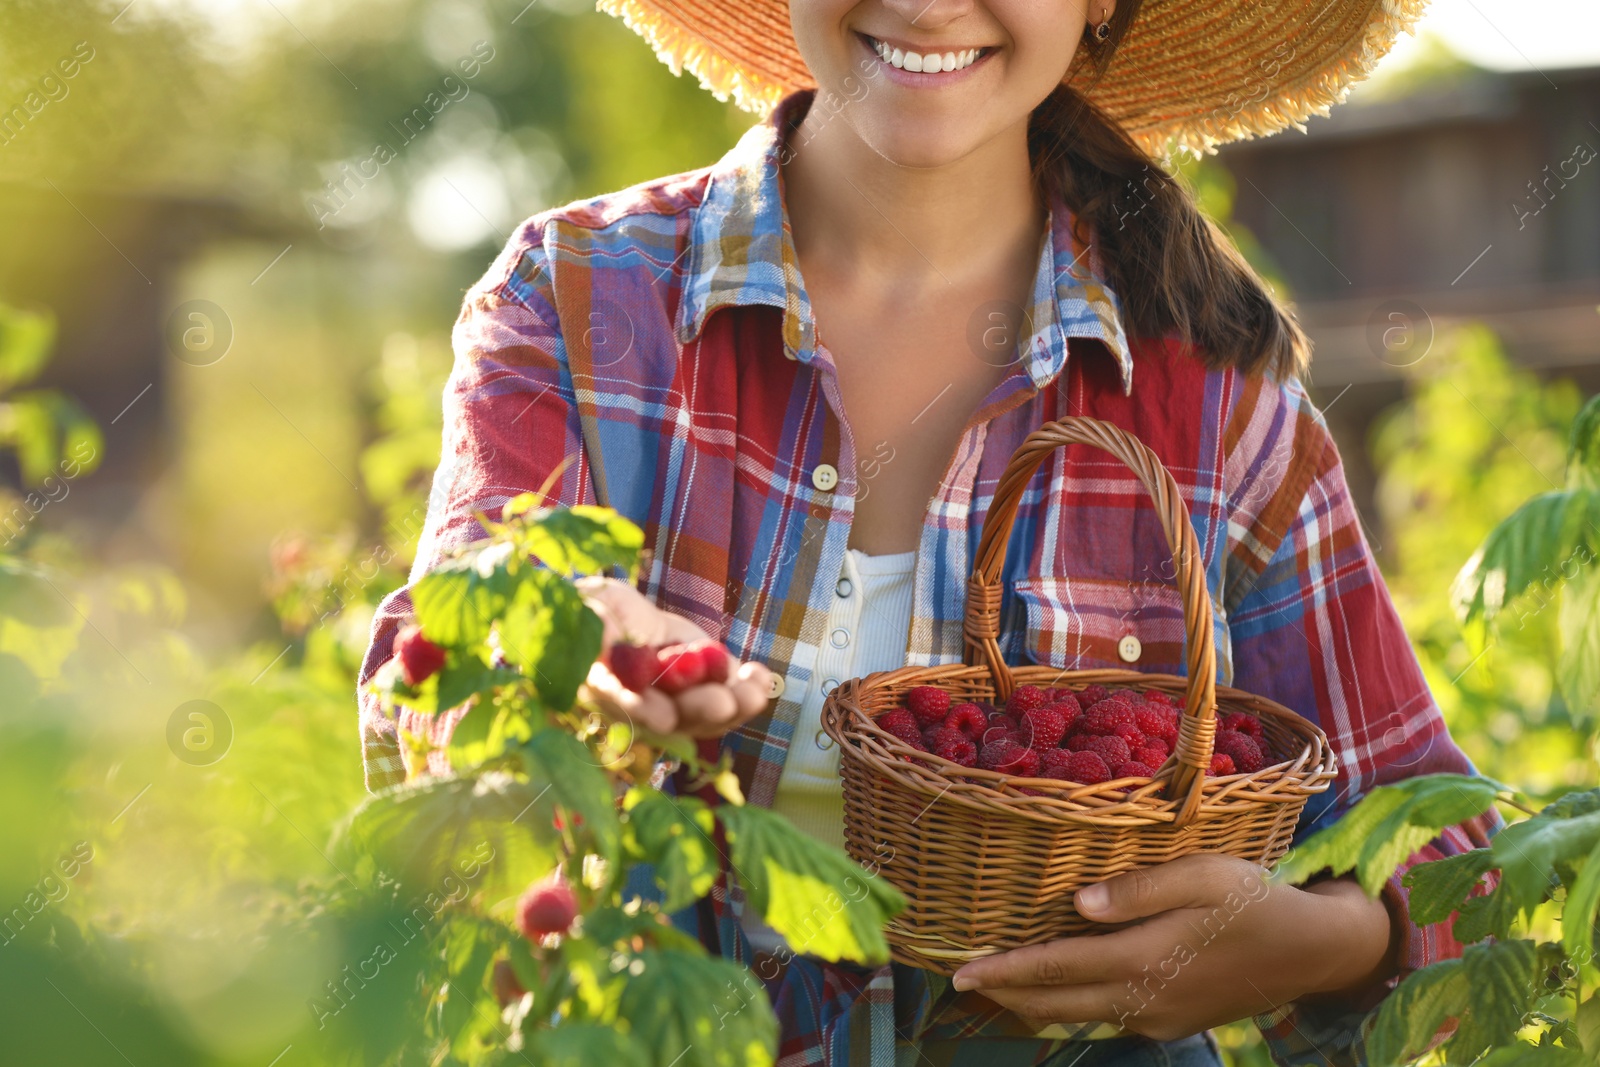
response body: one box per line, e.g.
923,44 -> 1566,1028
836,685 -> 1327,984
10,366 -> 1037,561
787,0 -> 856,79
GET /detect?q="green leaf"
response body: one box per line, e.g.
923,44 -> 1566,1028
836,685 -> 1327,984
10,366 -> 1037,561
1449,940 -> 1542,1057
614,949 -> 776,1067
1474,1044 -> 1589,1066
0,558 -> 75,627
523,505 -> 645,577
1403,850 -> 1497,926
528,1024 -> 653,1067
521,728 -> 621,863
1577,993 -> 1600,1053
1491,810 -> 1600,923
1567,392 -> 1600,489
1453,885 -> 1522,943
1561,834 -> 1600,969
436,654 -> 522,713
717,805 -> 905,964
0,304 -> 55,391
333,770 -> 560,902
411,545 -> 517,647
1545,789 -> 1600,821
1557,563 -> 1600,718
623,790 -> 719,912
1452,489 -> 1600,624
1275,775 -> 1504,896
1369,957 -> 1468,1066
498,569 -> 603,710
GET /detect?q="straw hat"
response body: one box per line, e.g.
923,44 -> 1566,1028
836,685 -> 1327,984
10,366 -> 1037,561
596,0 -> 1428,155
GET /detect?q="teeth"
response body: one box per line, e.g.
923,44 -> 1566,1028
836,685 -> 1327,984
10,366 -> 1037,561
871,37 -> 983,74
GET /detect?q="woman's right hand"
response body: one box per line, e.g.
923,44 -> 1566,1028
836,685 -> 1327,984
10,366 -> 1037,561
575,576 -> 774,738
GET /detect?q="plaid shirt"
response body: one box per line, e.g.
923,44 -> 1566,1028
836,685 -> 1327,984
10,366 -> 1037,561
358,89 -> 1499,1066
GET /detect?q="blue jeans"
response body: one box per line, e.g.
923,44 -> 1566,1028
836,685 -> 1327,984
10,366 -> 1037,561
905,1031 -> 1223,1066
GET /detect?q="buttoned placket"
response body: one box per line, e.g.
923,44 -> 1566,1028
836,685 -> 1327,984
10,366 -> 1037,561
809,551 -> 864,750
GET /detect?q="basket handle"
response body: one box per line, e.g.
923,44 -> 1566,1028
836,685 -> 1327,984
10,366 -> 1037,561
961,416 -> 1218,815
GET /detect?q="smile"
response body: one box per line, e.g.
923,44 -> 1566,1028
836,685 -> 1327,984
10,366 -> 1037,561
862,33 -> 991,74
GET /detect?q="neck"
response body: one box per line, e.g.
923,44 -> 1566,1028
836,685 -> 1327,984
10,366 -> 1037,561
780,100 -> 1046,294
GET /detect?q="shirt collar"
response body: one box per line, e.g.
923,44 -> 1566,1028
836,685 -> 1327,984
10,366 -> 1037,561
674,89 -> 1134,396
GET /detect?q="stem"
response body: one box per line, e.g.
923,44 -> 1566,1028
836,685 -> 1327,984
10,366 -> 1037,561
1498,792 -> 1540,816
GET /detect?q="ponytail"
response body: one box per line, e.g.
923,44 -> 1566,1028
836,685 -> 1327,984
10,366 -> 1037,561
1029,7 -> 1310,380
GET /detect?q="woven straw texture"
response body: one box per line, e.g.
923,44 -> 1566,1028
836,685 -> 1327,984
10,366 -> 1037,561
597,0 -> 1428,155
819,418 -> 1338,974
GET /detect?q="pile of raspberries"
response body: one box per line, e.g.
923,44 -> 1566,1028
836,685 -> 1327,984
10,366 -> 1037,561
874,684 -> 1270,787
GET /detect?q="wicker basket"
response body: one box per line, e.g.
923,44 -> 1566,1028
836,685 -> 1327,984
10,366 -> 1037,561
819,417 -> 1338,974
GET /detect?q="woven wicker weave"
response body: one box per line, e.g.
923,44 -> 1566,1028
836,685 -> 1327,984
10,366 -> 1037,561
819,417 -> 1338,974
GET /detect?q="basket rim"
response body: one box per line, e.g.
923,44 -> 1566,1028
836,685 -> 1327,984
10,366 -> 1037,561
821,665 -> 1338,826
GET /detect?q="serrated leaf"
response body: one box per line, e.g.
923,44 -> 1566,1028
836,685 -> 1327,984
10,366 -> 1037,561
1562,834 -> 1600,969
1449,940 -> 1542,1057
1452,489 -> 1600,624
1545,789 -> 1600,821
523,505 -> 645,576
1474,1044 -> 1589,1066
623,790 -> 718,912
411,545 -> 517,647
1403,850 -> 1497,926
717,805 -> 905,964
1454,886 -> 1522,943
332,770 -> 560,901
1567,392 -> 1600,489
1370,957 -> 1468,1065
1491,810 -> 1600,923
521,728 -> 621,863
528,1024 -> 653,1067
1557,564 -> 1600,718
498,569 -> 603,710
1275,775 -> 1503,895
614,949 -> 776,1067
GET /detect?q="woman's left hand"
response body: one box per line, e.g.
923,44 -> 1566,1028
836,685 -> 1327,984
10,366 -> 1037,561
948,853 -> 1396,1042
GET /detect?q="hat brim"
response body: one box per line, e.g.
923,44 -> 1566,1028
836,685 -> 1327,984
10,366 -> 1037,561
597,0 -> 1430,155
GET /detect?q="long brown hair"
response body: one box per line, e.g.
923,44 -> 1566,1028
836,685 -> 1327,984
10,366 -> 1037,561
1030,4 -> 1310,380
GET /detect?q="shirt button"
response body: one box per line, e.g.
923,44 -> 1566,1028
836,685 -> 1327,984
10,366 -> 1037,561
769,674 -> 786,699
812,464 -> 838,491
1117,634 -> 1142,663
836,577 -> 852,598
830,628 -> 850,649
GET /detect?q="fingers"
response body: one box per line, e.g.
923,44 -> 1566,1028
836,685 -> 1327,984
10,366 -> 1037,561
1075,853 -> 1262,923
583,660 -> 679,734
672,682 -> 740,737
952,936 -> 1117,992
728,660 -> 773,720
966,983 -> 1119,1032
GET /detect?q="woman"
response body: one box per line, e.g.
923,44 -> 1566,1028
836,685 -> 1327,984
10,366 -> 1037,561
359,0 -> 1496,1063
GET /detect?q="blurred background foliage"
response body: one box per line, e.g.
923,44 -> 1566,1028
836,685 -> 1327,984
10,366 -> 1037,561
0,0 -> 1594,1064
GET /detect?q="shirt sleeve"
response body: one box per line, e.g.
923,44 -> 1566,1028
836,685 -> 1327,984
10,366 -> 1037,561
356,222 -> 599,792
1222,388 -> 1500,1067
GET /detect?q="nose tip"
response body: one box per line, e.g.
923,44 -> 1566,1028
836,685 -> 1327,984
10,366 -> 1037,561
880,0 -> 976,30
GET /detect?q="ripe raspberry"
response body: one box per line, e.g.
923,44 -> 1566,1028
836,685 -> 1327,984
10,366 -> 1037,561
654,641 -> 710,692
1063,751 -> 1112,785
1221,712 -> 1265,740
695,643 -> 731,684
1114,760 -> 1155,778
1049,693 -> 1083,728
516,879 -> 578,940
973,701 -> 1000,718
1018,705 -> 1068,750
396,624 -> 447,686
1111,688 -> 1144,704
1144,689 -> 1178,707
1133,704 -> 1173,740
879,709 -> 925,748
1077,684 -> 1110,707
982,724 -> 1021,747
1215,729 -> 1266,773
1084,698 -> 1136,737
977,739 -> 1039,776
604,641 -> 659,693
1208,753 -> 1237,776
1134,738 -> 1170,767
932,733 -> 977,767
924,725 -> 966,752
906,686 -> 952,726
944,703 -> 988,739
1005,685 -> 1048,717
986,709 -> 1016,730
1040,748 -> 1075,779
1085,734 -> 1131,768
1064,732 -> 1098,752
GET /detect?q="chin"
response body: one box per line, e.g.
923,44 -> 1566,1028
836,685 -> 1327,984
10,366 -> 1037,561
840,105 -> 994,170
